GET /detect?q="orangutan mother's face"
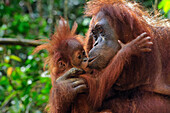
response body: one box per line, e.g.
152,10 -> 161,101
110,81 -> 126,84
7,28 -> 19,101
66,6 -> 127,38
88,11 -> 121,70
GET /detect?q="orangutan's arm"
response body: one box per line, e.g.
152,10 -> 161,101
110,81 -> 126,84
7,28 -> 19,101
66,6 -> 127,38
103,32 -> 153,91
89,32 -> 153,109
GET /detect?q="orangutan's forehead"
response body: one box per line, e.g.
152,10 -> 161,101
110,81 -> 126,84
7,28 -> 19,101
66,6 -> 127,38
90,11 -> 106,28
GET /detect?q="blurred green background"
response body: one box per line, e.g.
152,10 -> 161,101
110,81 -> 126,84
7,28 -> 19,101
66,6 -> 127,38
0,0 -> 169,113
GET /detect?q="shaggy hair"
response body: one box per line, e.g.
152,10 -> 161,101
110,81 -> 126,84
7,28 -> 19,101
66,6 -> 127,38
34,18 -> 80,79
85,0 -> 170,110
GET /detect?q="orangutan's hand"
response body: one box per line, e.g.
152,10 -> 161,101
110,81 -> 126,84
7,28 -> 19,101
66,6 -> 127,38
118,32 -> 153,55
55,68 -> 88,100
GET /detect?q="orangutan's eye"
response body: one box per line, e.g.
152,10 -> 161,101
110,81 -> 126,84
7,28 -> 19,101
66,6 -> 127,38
58,61 -> 66,68
92,29 -> 96,35
82,51 -> 85,56
96,25 -> 103,33
92,25 -> 104,41
92,31 -> 98,41
78,54 -> 81,59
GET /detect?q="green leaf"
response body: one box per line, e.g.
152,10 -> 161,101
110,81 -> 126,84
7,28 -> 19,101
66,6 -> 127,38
1,24 -> 7,30
158,0 -> 170,14
16,45 -> 22,50
0,91 -> 17,108
10,55 -> 22,62
158,0 -> 165,9
163,1 -> 170,13
0,76 -> 9,85
0,86 -> 5,100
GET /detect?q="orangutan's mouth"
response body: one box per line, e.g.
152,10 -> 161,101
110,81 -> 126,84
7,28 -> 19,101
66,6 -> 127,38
88,56 -> 98,62
88,55 -> 99,67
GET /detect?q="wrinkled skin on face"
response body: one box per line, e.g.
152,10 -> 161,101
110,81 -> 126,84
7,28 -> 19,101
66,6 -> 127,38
67,39 -> 91,73
56,39 -> 88,73
67,39 -> 86,67
88,11 -> 121,69
55,38 -> 91,76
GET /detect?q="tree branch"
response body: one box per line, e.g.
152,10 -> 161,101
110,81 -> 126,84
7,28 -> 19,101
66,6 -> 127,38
49,0 -> 54,34
0,38 -> 44,47
154,0 -> 159,14
64,0 -> 68,20
37,0 -> 42,17
25,1 -> 33,19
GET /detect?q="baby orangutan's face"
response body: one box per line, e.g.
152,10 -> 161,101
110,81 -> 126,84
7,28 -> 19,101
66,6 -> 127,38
56,39 -> 92,74
68,39 -> 91,73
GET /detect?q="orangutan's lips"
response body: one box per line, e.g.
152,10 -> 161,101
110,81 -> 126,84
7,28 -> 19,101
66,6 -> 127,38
88,56 -> 98,62
88,56 -> 99,68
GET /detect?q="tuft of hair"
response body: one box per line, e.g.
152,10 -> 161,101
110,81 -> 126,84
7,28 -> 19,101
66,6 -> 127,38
33,18 -> 78,75
85,0 -> 170,27
85,0 -> 123,16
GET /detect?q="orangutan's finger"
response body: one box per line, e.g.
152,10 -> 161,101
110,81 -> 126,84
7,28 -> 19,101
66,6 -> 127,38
139,41 -> 153,48
118,40 -> 125,48
72,79 -> 85,88
66,78 -> 81,83
138,36 -> 151,45
140,48 -> 152,52
74,84 -> 88,94
136,32 -> 148,41
57,68 -> 84,81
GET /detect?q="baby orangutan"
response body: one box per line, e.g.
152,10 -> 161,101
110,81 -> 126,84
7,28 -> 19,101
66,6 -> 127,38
33,18 -> 89,113
34,18 -> 152,113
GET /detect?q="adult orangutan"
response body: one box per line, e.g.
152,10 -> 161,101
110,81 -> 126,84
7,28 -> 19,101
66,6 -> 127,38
84,0 -> 170,112
34,17 -> 153,113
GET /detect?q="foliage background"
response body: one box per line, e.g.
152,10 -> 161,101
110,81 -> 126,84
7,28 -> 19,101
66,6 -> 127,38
0,0 -> 169,112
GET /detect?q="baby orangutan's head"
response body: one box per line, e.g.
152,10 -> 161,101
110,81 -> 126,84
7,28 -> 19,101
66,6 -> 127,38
34,18 -> 90,77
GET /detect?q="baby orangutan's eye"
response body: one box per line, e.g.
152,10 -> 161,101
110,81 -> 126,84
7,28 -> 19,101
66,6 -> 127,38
82,51 -> 85,56
78,54 -> 82,59
58,61 -> 66,68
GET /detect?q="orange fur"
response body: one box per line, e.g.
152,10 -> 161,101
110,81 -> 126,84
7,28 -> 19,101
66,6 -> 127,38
34,18 -> 89,113
85,0 -> 170,112
34,0 -> 170,112
34,18 -> 83,82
